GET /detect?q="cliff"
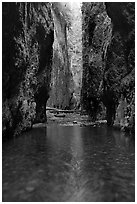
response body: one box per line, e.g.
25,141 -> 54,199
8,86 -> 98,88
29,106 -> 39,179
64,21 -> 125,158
2,3 -> 54,137
47,2 -> 82,109
82,2 -> 135,131
2,2 -> 135,138
81,2 -> 112,120
105,3 -> 135,131
67,2 -> 82,109
47,3 -> 72,109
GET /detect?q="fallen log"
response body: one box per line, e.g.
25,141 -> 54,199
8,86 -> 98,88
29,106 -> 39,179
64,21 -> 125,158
54,113 -> 66,117
46,106 -> 76,113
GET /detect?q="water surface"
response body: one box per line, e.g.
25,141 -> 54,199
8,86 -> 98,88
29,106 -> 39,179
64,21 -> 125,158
2,124 -> 135,202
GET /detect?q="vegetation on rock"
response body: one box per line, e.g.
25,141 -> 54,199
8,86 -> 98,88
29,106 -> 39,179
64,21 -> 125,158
67,2 -> 82,109
81,2 -> 112,121
2,2 -> 135,138
48,2 -> 82,110
2,3 -> 54,137
105,2 -> 135,130
81,2 -> 135,132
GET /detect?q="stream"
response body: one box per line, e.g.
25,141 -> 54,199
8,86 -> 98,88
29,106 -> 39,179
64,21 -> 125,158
2,124 -> 135,202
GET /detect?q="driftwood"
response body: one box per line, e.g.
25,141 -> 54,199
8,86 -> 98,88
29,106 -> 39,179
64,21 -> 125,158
54,113 -> 66,117
46,106 -> 76,113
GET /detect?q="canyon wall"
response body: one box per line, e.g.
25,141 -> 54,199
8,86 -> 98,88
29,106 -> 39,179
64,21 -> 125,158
82,2 -> 135,131
68,2 -> 82,109
47,3 -> 72,109
81,2 -> 112,120
2,3 -> 54,137
48,2 -> 82,109
105,2 -> 135,131
2,2 -> 135,138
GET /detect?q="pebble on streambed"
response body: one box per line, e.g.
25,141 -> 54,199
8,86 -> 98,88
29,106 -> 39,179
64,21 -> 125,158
32,112 -> 107,128
25,179 -> 39,192
26,186 -> 35,192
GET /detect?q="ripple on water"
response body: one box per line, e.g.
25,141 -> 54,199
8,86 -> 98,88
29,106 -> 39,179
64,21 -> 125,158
2,125 -> 135,202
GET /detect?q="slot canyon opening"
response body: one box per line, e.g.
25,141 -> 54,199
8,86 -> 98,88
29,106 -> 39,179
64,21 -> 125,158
2,2 -> 135,202
47,2 -> 83,111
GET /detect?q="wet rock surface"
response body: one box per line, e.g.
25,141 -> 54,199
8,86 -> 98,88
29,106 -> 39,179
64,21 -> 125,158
2,3 -> 54,137
81,2 -> 135,131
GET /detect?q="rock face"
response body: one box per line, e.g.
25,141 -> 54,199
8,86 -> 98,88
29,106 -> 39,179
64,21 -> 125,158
105,3 -> 135,130
68,2 -> 82,109
47,2 -> 82,109
82,2 -> 135,131
2,3 -> 54,137
47,3 -> 72,109
2,2 -> 135,138
81,2 -> 112,120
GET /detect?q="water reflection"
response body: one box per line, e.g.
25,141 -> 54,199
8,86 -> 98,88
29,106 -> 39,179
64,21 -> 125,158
2,125 -> 135,202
